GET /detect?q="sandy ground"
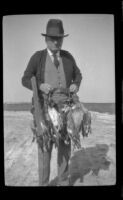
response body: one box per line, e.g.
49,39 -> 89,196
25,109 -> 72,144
4,111 -> 116,186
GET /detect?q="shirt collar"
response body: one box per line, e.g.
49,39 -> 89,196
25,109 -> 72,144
47,48 -> 60,57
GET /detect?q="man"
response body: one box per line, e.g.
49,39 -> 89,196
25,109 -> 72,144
22,19 -> 82,186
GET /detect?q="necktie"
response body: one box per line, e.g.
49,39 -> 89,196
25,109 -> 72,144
53,53 -> 59,69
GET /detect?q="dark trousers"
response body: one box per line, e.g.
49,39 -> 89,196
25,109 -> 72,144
38,138 -> 71,186
30,98 -> 72,186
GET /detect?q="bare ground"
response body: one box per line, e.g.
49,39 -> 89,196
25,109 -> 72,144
4,111 -> 116,186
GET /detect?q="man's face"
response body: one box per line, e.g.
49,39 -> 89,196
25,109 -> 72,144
45,36 -> 63,53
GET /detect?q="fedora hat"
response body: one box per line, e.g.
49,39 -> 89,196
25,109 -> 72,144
41,19 -> 69,37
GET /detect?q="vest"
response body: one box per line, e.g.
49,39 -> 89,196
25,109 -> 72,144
44,53 -> 66,88
44,53 -> 68,104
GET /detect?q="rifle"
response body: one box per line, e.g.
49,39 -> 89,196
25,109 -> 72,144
31,76 -> 50,152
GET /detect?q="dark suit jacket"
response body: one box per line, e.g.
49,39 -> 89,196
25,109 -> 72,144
22,49 -> 82,99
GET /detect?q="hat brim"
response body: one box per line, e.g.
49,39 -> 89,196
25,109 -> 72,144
41,33 -> 69,37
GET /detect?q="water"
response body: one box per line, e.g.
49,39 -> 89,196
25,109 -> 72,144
4,102 -> 115,114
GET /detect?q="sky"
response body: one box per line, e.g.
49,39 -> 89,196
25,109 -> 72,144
3,14 -> 115,103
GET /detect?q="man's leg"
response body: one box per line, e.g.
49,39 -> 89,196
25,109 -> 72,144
38,141 -> 53,186
30,106 -> 53,186
57,139 -> 71,186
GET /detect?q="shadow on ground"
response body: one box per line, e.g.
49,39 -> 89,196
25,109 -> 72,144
49,144 -> 110,186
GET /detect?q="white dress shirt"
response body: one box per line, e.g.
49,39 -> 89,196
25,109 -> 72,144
47,48 -> 60,62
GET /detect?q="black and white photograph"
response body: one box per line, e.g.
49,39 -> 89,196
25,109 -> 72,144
3,14 -> 115,186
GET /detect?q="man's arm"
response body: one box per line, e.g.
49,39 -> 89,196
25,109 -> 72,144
21,52 -> 38,90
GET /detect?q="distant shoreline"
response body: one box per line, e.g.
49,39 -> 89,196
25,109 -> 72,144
3,102 -> 115,114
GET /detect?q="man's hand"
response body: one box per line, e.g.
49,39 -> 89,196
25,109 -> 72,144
39,83 -> 53,94
69,84 -> 78,93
